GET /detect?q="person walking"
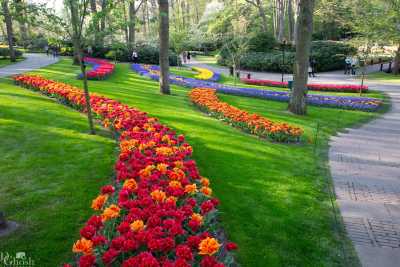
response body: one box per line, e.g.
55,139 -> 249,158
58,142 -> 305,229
187,51 -> 191,63
132,50 -> 139,64
310,57 -> 317,77
182,51 -> 187,64
44,45 -> 49,56
308,64 -> 313,78
344,56 -> 352,74
351,56 -> 358,75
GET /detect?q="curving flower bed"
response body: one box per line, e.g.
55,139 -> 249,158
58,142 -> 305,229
13,74 -> 238,267
78,57 -> 115,80
132,64 -> 382,112
189,88 -> 303,143
240,78 -> 369,93
193,67 -> 221,82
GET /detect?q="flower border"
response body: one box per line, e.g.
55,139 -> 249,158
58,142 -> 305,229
241,78 -> 369,93
131,64 -> 382,112
78,57 -> 115,80
189,88 -> 303,143
13,74 -> 237,267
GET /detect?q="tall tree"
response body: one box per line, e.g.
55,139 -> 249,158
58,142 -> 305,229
66,0 -> 96,134
245,0 -> 268,33
1,0 -> 16,62
158,0 -> 170,94
89,0 -> 101,46
288,0 -> 315,115
128,0 -> 144,50
14,0 -> 29,48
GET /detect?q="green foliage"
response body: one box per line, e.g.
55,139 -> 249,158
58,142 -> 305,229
0,47 -> 23,58
248,31 -> 278,52
218,41 -> 356,73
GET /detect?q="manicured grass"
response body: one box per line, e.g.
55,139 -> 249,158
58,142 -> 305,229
0,81 -> 116,266
366,72 -> 400,84
195,55 -> 220,66
0,58 -> 24,67
1,58 -> 387,266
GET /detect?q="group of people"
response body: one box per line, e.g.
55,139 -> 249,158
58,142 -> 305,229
344,56 -> 359,75
44,45 -> 59,58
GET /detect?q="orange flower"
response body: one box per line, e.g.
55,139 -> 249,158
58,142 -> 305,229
191,213 -> 203,224
139,165 -> 155,178
184,184 -> 198,194
201,186 -> 212,196
156,163 -> 168,174
169,180 -> 182,189
151,189 -> 166,202
123,179 -> 138,191
130,220 -> 144,232
91,194 -> 108,211
200,177 -> 210,187
198,237 -> 221,256
72,238 -> 93,255
101,204 -> 120,222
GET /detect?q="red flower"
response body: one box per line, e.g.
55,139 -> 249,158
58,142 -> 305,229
226,242 -> 238,251
102,248 -> 120,265
92,235 -> 107,246
80,225 -> 96,240
176,244 -> 193,261
78,255 -> 96,267
201,200 -> 215,214
101,185 -> 115,195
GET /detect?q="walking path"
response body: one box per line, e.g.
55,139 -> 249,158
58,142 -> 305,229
329,81 -> 400,267
187,58 -> 400,267
0,53 -> 59,78
186,57 -> 390,84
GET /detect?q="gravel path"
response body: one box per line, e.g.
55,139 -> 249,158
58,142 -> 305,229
0,53 -> 59,78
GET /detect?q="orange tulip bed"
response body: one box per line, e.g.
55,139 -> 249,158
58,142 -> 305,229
189,88 -> 303,143
13,74 -> 238,267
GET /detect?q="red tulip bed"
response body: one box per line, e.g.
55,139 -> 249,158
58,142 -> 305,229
241,78 -> 369,93
78,57 -> 115,80
13,74 -> 238,267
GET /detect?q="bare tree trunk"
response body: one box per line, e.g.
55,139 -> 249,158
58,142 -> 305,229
14,0 -> 29,48
68,0 -> 95,134
293,0 -> 300,44
158,0 -> 170,94
277,0 -> 285,42
122,0 -> 129,47
90,0 -> 101,46
128,0 -> 136,50
1,0 -> 16,62
394,44 -> 400,75
100,0 -> 107,46
288,0 -> 294,42
288,0 -> 315,115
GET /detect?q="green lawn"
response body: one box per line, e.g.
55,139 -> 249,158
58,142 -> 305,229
0,81 -> 116,266
0,57 -> 24,67
0,58 -> 388,266
366,72 -> 400,84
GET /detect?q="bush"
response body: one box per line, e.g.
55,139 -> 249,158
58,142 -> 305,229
248,32 -> 278,52
0,47 -> 23,59
218,41 -> 357,73
103,45 -> 180,66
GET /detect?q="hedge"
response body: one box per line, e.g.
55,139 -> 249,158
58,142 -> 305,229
217,41 -> 357,73
0,47 -> 23,59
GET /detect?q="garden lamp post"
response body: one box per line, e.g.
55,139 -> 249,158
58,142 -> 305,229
281,39 -> 287,83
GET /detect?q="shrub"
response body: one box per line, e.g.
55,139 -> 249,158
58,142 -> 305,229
0,47 -> 23,58
218,41 -> 357,73
248,31 -> 278,52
